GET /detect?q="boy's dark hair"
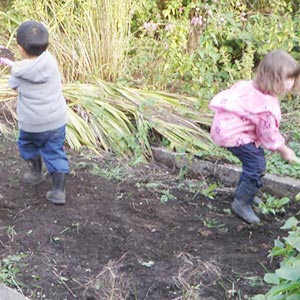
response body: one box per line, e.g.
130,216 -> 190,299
16,20 -> 49,56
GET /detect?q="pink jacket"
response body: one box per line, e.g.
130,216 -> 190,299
209,80 -> 284,151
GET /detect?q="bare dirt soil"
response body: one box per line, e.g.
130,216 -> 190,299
0,134 -> 298,300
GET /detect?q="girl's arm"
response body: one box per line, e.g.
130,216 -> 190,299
277,144 -> 296,163
256,112 -> 285,150
256,112 -> 296,163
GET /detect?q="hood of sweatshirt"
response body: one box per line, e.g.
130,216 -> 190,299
11,51 -> 54,83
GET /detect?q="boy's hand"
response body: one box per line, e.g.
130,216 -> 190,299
0,57 -> 14,67
279,145 -> 296,163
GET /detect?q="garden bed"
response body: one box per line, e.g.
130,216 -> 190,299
0,135 -> 298,300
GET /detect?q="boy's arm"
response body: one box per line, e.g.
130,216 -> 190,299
0,57 -> 18,89
8,75 -> 18,90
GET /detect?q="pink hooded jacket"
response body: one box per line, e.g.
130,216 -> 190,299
209,80 -> 284,151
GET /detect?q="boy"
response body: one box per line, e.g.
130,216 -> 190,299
3,20 -> 69,204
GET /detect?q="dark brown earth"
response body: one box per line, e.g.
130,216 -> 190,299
0,134 -> 298,300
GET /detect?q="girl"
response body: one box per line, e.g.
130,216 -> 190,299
209,50 -> 300,224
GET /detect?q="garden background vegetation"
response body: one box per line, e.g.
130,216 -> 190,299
0,0 -> 300,164
1,1 -> 300,299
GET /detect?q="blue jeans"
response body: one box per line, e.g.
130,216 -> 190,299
18,125 -> 69,175
227,143 -> 266,188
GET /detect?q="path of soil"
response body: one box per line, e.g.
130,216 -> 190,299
0,135 -> 298,300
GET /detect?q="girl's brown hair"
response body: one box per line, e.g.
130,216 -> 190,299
253,50 -> 300,95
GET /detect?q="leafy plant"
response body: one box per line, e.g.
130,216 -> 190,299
258,195 -> 290,216
0,254 -> 25,292
200,183 -> 218,200
160,189 -> 177,203
202,217 -> 226,230
252,217 -> 300,300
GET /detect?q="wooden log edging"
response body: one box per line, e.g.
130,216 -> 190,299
152,147 -> 300,199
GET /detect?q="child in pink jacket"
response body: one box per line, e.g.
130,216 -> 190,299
209,50 -> 300,224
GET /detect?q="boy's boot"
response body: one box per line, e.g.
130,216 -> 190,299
231,178 -> 260,224
46,173 -> 66,204
24,156 -> 46,185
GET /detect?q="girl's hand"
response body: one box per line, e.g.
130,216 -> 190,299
279,145 -> 296,163
0,57 -> 14,67
294,157 -> 300,165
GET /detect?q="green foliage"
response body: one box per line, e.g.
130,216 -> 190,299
258,195 -> 290,216
124,0 -> 300,99
202,217 -> 226,229
0,254 -> 25,291
252,217 -> 300,300
199,183 -> 217,200
0,75 -> 214,159
1,0 -> 134,82
1,0 -> 300,171
160,189 -> 177,203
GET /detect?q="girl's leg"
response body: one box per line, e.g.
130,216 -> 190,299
228,143 -> 266,187
227,143 -> 266,223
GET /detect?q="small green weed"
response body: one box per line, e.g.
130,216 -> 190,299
258,195 -> 290,216
244,276 -> 264,288
160,189 -> 177,203
181,182 -> 218,201
201,217 -> 227,232
0,254 -> 26,292
91,165 -> 126,181
200,183 -> 218,199
177,166 -> 189,180
145,182 -> 161,189
6,225 -> 17,242
220,281 -> 244,300
74,161 -> 127,181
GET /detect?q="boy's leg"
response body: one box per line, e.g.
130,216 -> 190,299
40,125 -> 69,204
228,143 -> 266,223
18,130 -> 46,184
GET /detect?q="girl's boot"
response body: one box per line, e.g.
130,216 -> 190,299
231,178 -> 260,224
46,173 -> 66,204
24,156 -> 46,185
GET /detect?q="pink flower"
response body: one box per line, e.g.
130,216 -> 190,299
143,21 -> 158,32
191,16 -> 203,26
165,23 -> 174,32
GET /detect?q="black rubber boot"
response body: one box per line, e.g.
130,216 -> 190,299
46,173 -> 66,204
231,179 -> 260,224
253,196 -> 263,206
23,156 -> 46,185
236,177 -> 263,206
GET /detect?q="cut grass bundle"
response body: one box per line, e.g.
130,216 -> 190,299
0,75 -> 214,159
